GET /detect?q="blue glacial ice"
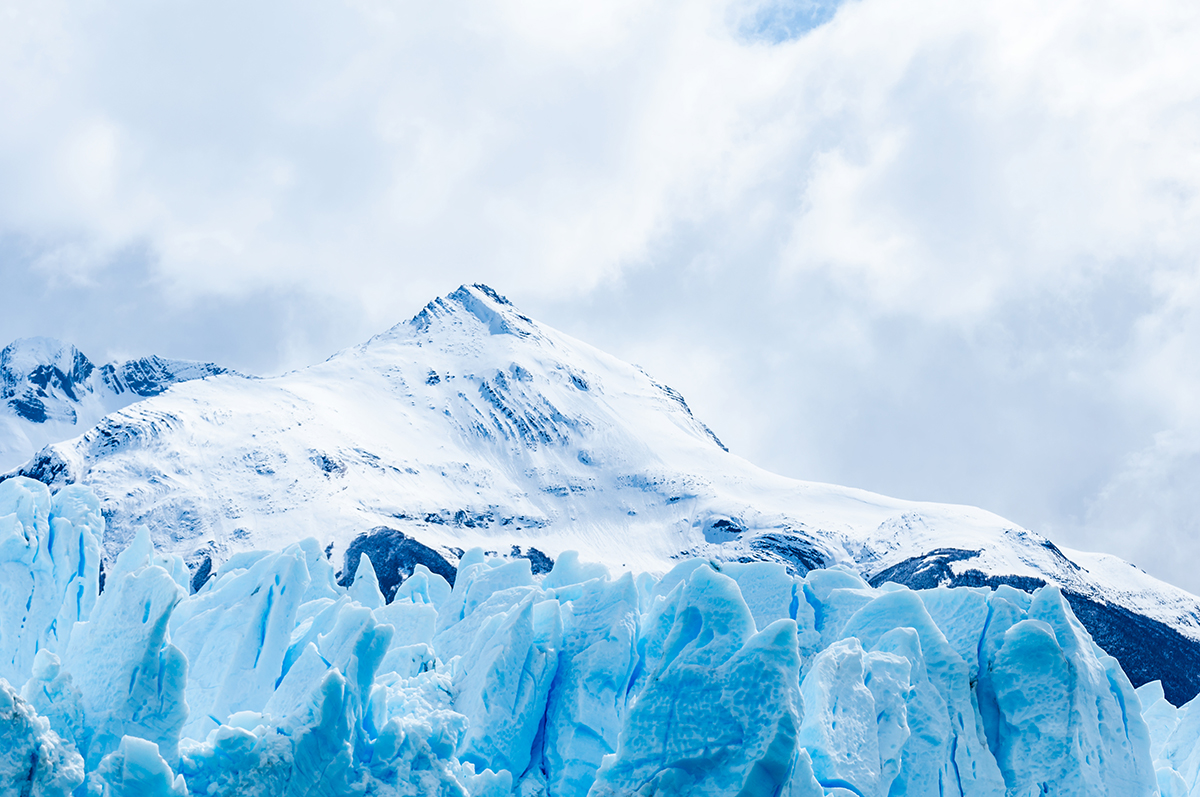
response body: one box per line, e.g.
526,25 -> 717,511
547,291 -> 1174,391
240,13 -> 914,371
0,476 -> 1187,795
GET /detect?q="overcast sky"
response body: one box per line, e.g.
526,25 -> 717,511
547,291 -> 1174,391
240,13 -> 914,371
4,0 -> 1200,591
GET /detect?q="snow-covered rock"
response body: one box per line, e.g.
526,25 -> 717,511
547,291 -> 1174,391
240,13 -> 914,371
0,336 -> 230,472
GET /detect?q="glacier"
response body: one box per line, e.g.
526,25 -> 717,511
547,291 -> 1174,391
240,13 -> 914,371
3,476 -> 1198,795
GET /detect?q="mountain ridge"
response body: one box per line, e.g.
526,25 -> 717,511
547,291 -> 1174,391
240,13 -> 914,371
0,336 -> 234,471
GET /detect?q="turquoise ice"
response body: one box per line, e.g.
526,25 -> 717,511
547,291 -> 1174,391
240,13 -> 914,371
0,478 -> 1176,795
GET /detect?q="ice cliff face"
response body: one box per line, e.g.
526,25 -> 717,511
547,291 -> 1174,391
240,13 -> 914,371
4,285 -> 1200,708
0,337 -> 231,472
0,475 -> 1189,796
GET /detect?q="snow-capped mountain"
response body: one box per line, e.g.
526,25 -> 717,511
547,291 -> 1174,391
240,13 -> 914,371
0,337 -> 232,472
5,284 -> 1200,704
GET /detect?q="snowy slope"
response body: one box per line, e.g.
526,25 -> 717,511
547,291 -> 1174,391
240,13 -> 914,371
6,284 -> 1200,703
0,337 -> 232,471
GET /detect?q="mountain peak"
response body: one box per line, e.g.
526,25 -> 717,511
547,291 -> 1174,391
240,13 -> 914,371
463,283 -> 514,307
1,338 -> 96,423
395,283 -> 540,342
1,337 -> 93,385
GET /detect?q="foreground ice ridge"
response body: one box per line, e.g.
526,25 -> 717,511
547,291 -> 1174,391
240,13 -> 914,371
2,478 -> 1197,796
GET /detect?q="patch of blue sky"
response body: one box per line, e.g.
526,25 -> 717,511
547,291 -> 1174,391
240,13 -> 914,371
738,0 -> 845,43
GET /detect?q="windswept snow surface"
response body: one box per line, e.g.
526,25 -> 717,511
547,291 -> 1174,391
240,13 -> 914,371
0,476 -> 1181,796
5,284 -> 1200,703
0,336 -> 231,472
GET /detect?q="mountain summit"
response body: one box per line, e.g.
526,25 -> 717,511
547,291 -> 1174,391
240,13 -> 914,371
5,284 -> 1200,703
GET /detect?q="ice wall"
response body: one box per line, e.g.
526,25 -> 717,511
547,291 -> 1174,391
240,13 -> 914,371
0,477 -> 1171,795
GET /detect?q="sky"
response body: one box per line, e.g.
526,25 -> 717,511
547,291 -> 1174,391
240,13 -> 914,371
3,0 -> 1200,591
